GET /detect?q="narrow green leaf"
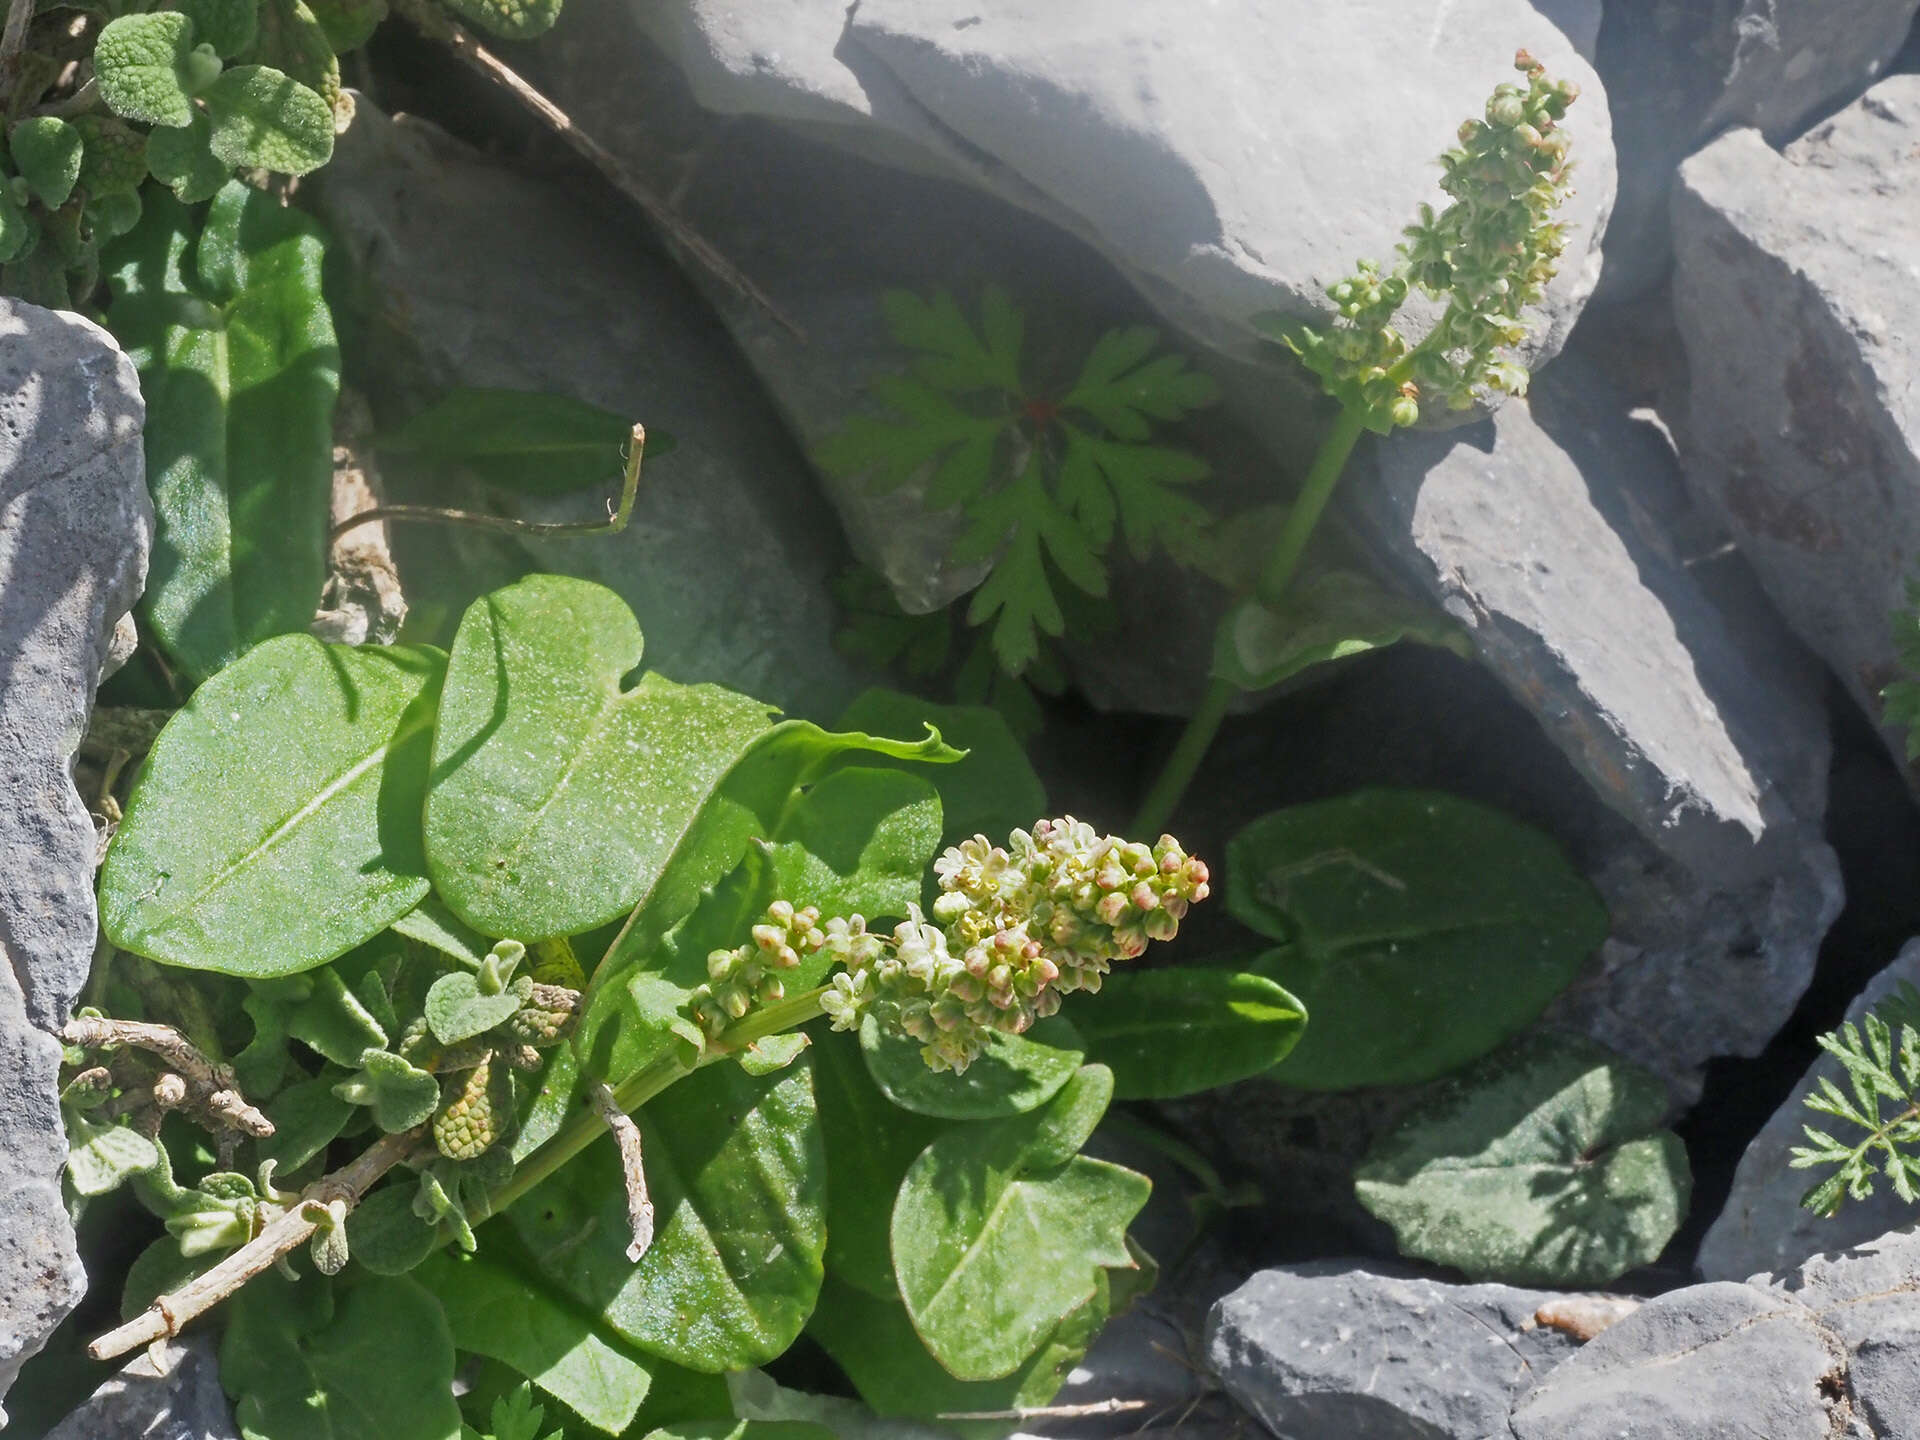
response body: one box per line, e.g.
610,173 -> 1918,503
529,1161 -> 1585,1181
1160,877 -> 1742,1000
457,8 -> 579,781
1229,788 -> 1607,1089
104,184 -> 339,681
204,63 -> 333,174
1074,968 -> 1306,1099
223,1270 -> 463,1440
891,1065 -> 1147,1380
99,637 -> 443,977
508,1057 -> 826,1373
1355,1033 -> 1691,1286
419,1248 -> 655,1436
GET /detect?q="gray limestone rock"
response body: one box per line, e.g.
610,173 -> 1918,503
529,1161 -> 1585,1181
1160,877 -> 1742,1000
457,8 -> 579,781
308,102 -> 862,720
1671,76 -> 1920,765
45,1335 -> 238,1440
1509,1282 -> 1843,1438
1358,354 -> 1842,1091
1207,1262 -> 1584,1439
0,301 -> 150,1420
1701,940 -> 1920,1283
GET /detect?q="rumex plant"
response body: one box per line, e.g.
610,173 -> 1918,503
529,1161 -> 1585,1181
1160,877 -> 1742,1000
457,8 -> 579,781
74,573 -> 1306,1437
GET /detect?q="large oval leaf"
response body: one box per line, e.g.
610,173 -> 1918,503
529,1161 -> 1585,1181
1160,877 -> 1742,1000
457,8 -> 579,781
100,636 -> 443,976
222,1270 -> 462,1440
1228,788 -> 1607,1089
105,183 -> 339,681
1354,1033 -> 1691,1286
426,573 -> 774,939
1212,569 -> 1469,693
417,1249 -> 656,1435
1074,968 -> 1306,1099
507,1055 -> 826,1373
860,1013 -> 1085,1121
891,1064 -> 1148,1380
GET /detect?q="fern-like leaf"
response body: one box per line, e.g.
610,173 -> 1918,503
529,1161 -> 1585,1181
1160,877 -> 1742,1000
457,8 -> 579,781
1791,995 -> 1920,1216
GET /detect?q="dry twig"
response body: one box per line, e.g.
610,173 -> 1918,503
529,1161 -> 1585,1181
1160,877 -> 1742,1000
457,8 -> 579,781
591,1082 -> 654,1262
62,1017 -> 273,1138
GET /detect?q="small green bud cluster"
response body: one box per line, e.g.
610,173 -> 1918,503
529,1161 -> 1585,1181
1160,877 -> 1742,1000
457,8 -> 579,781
1290,50 -> 1578,426
692,900 -> 828,1032
811,819 -> 1210,1073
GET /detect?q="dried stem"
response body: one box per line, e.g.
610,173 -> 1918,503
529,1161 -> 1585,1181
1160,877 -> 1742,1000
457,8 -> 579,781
391,0 -> 803,341
590,1082 -> 654,1262
0,0 -> 35,102
330,423 -> 647,544
88,1128 -> 423,1361
62,1017 -> 273,1138
937,1399 -> 1153,1421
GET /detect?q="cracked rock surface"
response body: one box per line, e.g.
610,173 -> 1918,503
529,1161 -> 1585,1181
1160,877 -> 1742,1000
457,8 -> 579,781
0,301 -> 151,1419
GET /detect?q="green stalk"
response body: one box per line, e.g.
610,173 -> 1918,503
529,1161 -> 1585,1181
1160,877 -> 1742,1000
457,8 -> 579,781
1131,401 -> 1370,834
484,987 -> 829,1217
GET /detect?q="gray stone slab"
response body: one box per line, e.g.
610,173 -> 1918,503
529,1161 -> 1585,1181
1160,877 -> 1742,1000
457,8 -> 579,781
1208,1262 -> 1583,1439
1671,77 -> 1920,767
308,103 -> 862,721
0,301 -> 150,1420
45,1335 -> 238,1440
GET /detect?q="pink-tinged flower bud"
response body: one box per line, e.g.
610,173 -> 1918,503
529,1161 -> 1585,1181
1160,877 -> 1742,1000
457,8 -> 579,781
723,989 -> 752,1020
1096,891 -> 1130,925
761,978 -> 786,1003
708,948 -> 738,982
767,900 -> 794,926
1145,908 -> 1181,943
1034,955 -> 1061,985
1130,881 -> 1160,912
752,924 -> 783,952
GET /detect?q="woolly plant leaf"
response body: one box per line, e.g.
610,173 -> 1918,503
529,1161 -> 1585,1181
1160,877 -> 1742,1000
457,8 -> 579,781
860,1012 -> 1085,1122
507,1055 -> 826,1373
1354,1033 -> 1692,1286
99,637 -> 442,976
438,0 -> 563,39
425,971 -> 524,1045
1073,968 -> 1307,1099
145,111 -> 230,203
203,64 -> 333,174
1229,787 -> 1606,1089
104,184 -> 339,680
66,1114 -> 161,1196
379,388 -> 665,496
346,1184 -> 439,1276
180,0 -> 260,56
305,0 -> 386,53
1213,570 -> 1471,693
223,1270 -> 463,1440
334,1048 -> 440,1132
93,13 -> 202,128
74,113 -> 149,195
419,1249 -> 657,1435
9,116 -> 81,207
891,1064 -> 1146,1380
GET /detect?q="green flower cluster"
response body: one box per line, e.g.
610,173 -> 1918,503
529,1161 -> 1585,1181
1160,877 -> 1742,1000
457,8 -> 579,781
805,818 -> 1211,1072
1288,49 -> 1579,426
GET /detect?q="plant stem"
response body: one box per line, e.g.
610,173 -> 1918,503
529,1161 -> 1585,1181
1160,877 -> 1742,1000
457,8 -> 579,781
1131,401 -> 1370,834
484,988 -> 829,1217
330,423 -> 648,543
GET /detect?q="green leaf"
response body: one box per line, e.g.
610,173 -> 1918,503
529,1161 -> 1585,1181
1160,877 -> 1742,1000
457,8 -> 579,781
73,113 -> 149,195
1213,570 -> 1469,693
1354,1033 -> 1692,1286
203,64 -> 333,174
959,459 -> 1103,675
0,186 -> 29,265
508,1056 -> 826,1373
1228,788 -> 1606,1089
437,0 -> 562,39
812,1028 -> 943,1297
65,1113 -> 161,1196
808,1274 -> 1105,1434
393,895 -> 497,968
1061,326 -> 1218,438
259,1072 -> 354,1172
379,389 -> 663,496
766,767 -> 942,933
1073,968 -> 1307,1099
860,1012 -> 1085,1121
180,0 -> 260,56
94,13 -> 201,128
99,637 -> 442,977
425,575 -> 776,939
279,966 -> 390,1065
104,184 -> 339,681
892,1064 -> 1145,1380
643,1424 -> 833,1440
145,111 -> 230,204
882,286 -> 1024,395
304,0 -> 385,53
9,117 -> 81,207
426,970 -> 525,1045
346,1183 -> 440,1275
223,1269 -> 463,1440
419,1248 -> 656,1435
334,1048 -> 440,1132
834,689 -> 1046,853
